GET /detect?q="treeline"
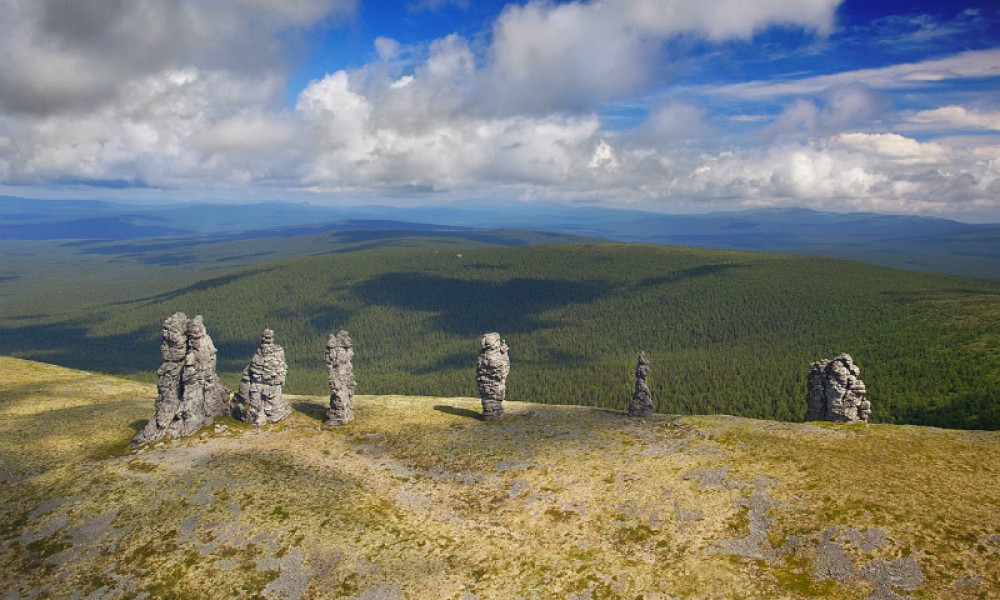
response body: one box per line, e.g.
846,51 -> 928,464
2,243 -> 998,429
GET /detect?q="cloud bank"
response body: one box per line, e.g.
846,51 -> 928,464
0,0 -> 998,219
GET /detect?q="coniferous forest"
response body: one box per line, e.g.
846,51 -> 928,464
2,240 -> 998,429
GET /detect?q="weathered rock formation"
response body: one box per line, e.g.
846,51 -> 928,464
324,330 -> 356,426
628,352 -> 654,417
805,353 -> 871,423
476,332 -> 510,421
231,329 -> 290,426
132,313 -> 230,446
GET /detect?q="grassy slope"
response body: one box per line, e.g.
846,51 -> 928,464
2,243 -> 998,429
1,356 -> 998,599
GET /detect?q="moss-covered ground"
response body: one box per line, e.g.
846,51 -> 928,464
1,356 -> 998,599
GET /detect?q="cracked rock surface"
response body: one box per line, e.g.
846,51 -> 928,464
325,330 -> 356,426
232,329 -> 290,427
805,353 -> 871,423
628,352 -> 654,417
132,313 -> 230,446
476,332 -> 510,421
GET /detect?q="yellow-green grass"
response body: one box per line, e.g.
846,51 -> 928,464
1,355 -> 998,599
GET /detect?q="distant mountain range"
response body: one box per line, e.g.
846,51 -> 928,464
3,195 -> 998,278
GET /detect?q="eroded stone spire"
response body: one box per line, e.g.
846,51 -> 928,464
231,328 -> 290,426
325,330 -> 356,426
132,313 -> 230,446
476,332 -> 510,421
628,352 -> 654,417
805,353 -> 871,423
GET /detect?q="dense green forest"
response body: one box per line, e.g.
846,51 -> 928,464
2,240 -> 998,429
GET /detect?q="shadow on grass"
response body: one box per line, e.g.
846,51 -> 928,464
128,419 -> 148,434
433,404 -> 482,421
293,400 -> 327,422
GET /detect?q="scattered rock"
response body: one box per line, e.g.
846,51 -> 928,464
325,330 -> 356,427
349,583 -> 403,600
132,313 -> 230,446
805,353 -> 871,423
712,477 -> 780,562
952,575 -> 982,589
682,467 -> 740,490
861,556 -> 925,599
476,332 -> 510,421
814,537 -> 857,582
232,329 -> 290,426
257,548 -> 308,600
628,352 -> 654,417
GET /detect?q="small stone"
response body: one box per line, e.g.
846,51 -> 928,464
214,424 -> 228,434
476,332 -> 510,421
325,330 -> 356,426
805,353 -> 871,423
628,352 -> 654,417
231,328 -> 290,426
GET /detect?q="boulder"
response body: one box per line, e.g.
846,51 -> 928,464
231,329 -> 290,426
325,330 -> 356,426
628,352 -> 654,417
805,353 -> 871,423
476,332 -> 510,421
132,314 -> 230,446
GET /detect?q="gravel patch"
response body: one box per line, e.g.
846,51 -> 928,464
258,548 -> 308,600
18,513 -> 68,545
682,468 -> 740,490
28,495 -> 79,520
711,477 -> 779,562
673,505 -> 703,522
349,583 -> 402,600
860,556 -> 925,599
813,539 -> 856,582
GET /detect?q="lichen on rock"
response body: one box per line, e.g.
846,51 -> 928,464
805,353 -> 871,423
476,332 -> 510,421
628,352 -> 654,417
231,328 -> 289,426
324,330 -> 356,427
132,313 -> 230,446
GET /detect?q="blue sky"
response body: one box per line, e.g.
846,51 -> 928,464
0,0 -> 999,220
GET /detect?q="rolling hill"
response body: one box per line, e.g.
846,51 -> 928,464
4,195 -> 999,278
1,357 -> 997,598
2,241 -> 997,429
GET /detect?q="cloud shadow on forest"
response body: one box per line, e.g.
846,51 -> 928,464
354,272 -> 616,336
638,263 -> 746,288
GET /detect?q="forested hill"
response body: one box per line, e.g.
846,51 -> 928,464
2,243 -> 998,429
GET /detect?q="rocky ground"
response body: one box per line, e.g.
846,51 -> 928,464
1,355 -> 998,599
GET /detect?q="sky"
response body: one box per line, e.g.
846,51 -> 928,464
0,0 -> 999,221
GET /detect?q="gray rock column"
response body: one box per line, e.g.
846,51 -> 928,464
232,328 -> 290,426
324,330 -> 356,426
476,332 -> 510,421
132,313 -> 230,446
805,353 -> 871,423
628,352 -> 654,417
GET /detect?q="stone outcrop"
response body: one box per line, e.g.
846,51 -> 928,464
476,332 -> 510,421
231,329 -> 290,426
132,313 -> 230,446
628,352 -> 654,417
805,353 -> 871,423
324,330 -> 356,426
